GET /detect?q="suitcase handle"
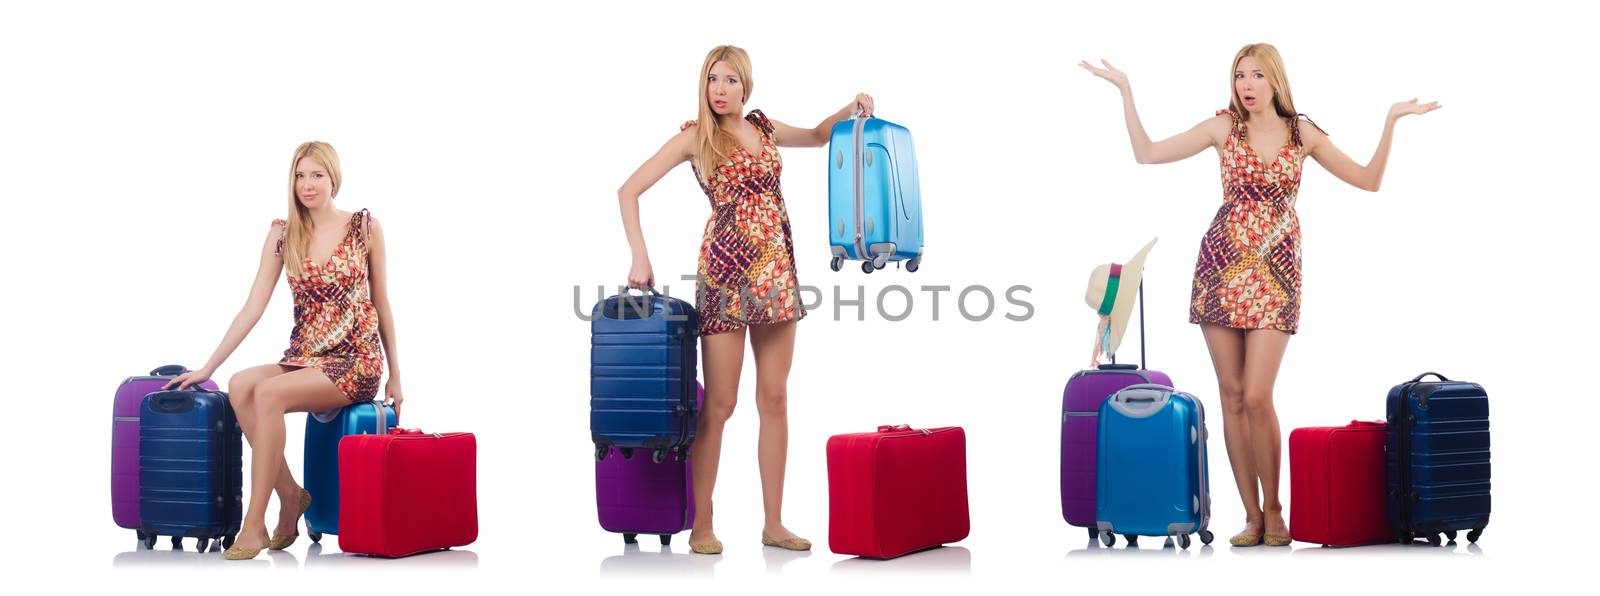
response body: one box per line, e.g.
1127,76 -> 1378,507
1348,420 -> 1385,427
604,287 -> 663,320
1108,384 -> 1174,418
1409,372 -> 1450,383
877,424 -> 910,433
149,364 -> 189,377
147,385 -> 212,413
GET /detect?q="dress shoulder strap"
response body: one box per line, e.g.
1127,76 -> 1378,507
746,109 -> 775,137
271,219 -> 287,257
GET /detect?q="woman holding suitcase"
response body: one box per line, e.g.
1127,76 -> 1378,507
617,45 -> 873,555
166,141 -> 405,560
1081,44 -> 1438,546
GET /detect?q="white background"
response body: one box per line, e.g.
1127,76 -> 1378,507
2,0 -> 1594,592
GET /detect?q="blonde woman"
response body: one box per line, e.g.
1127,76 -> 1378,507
618,45 -> 873,555
166,141 -> 403,560
1081,44 -> 1438,546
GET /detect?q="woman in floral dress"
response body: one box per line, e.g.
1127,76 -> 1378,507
617,45 -> 874,555
1081,44 -> 1439,546
167,141 -> 404,559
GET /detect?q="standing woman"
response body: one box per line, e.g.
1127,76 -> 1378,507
1080,44 -> 1438,546
166,141 -> 404,560
617,45 -> 873,555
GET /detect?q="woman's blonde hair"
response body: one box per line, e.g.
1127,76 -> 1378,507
1228,43 -> 1297,120
283,141 -> 342,277
693,45 -> 754,180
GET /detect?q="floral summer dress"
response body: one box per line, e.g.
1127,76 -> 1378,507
688,110 -> 805,336
1190,110 -> 1318,334
273,209 -> 383,401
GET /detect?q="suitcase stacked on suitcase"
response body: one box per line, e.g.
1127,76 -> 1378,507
1094,384 -> 1213,549
827,113 -> 924,274
590,288 -> 699,464
827,425 -> 969,559
112,365 -> 218,544
303,399 -> 396,543
589,288 -> 703,544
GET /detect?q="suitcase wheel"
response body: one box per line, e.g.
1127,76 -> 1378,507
1199,530 -> 1214,545
135,529 -> 147,541
652,449 -> 666,464
621,448 -> 634,460
308,530 -> 322,544
1467,528 -> 1482,543
196,538 -> 211,552
141,534 -> 158,550
861,261 -> 875,274
872,254 -> 888,270
222,535 -> 235,549
623,533 -> 638,545
171,536 -> 183,550
595,445 -> 608,461
905,257 -> 921,273
1425,533 -> 1442,547
660,535 -> 671,546
1099,531 -> 1115,548
1176,534 -> 1191,549
1088,527 -> 1099,541
1396,531 -> 1412,545
830,256 -> 844,272
1125,535 -> 1139,547
1445,530 -> 1458,543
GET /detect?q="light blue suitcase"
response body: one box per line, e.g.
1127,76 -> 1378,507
1095,384 -> 1214,548
827,114 -> 924,274
303,400 -> 396,542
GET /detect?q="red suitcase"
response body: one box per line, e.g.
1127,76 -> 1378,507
827,425 -> 969,559
338,428 -> 478,557
1289,421 -> 1389,546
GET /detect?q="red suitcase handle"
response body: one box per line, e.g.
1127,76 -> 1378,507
877,424 -> 911,433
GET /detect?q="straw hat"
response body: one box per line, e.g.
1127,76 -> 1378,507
1084,238 -> 1157,367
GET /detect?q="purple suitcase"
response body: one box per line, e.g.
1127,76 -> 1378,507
1060,284 -> 1169,539
596,382 -> 701,545
112,365 -> 218,538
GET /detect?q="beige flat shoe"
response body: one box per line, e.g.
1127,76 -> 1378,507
266,487 -> 313,551
1230,532 -> 1264,547
762,532 -> 812,551
1263,533 -> 1292,546
690,539 -> 724,555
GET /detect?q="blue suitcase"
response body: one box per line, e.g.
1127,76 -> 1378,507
1386,372 -> 1490,545
591,288 -> 698,464
303,400 -> 396,543
138,386 -> 242,551
827,114 -> 924,274
1095,384 -> 1213,548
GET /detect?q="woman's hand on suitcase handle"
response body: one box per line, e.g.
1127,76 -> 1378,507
628,256 -> 655,290
854,93 -> 875,118
163,369 -> 212,391
385,377 -> 404,419
1079,59 -> 1130,91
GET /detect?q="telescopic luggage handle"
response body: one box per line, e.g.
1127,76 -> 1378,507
1409,372 -> 1450,383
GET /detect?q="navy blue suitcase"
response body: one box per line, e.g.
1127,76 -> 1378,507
138,386 -> 242,551
1386,372 -> 1490,545
591,288 -> 698,464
